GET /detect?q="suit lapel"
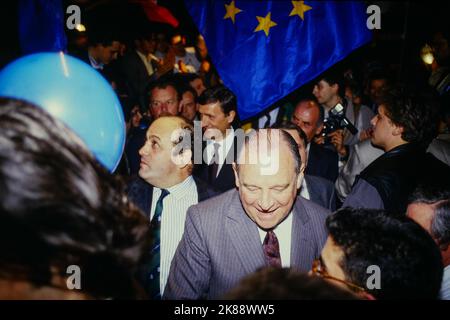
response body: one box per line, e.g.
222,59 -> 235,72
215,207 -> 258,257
225,192 -> 266,274
304,175 -> 319,205
215,135 -> 238,190
145,183 -> 154,219
193,176 -> 212,202
290,198 -> 316,272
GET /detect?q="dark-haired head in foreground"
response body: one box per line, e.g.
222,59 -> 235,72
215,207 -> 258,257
0,98 -> 151,299
224,267 -> 359,300
322,207 -> 443,299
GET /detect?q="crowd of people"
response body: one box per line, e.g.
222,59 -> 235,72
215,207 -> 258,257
1,26 -> 450,300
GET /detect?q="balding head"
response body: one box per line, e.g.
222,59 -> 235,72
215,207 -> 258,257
139,116 -> 194,188
233,129 -> 303,230
292,99 -> 323,142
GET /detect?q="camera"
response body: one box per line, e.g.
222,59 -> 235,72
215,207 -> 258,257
321,103 -> 358,143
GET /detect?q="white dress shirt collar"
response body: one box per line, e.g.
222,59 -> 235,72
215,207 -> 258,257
88,53 -> 104,70
155,175 -> 196,201
206,127 -> 235,166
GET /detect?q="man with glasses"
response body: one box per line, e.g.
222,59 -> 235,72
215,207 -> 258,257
313,207 -> 443,299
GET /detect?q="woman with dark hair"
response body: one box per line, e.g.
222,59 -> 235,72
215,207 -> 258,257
0,98 -> 152,299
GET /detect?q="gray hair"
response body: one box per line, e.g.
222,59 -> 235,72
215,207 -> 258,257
235,128 -> 301,175
409,186 -> 450,246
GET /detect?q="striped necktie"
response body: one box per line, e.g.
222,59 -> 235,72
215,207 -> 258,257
148,189 -> 170,299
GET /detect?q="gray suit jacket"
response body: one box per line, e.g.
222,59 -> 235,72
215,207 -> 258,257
163,189 -> 330,300
304,174 -> 336,211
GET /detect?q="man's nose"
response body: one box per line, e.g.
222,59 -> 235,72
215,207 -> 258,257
312,86 -> 318,95
160,102 -> 169,111
139,143 -> 149,156
201,116 -> 208,128
370,115 -> 377,126
258,191 -> 274,211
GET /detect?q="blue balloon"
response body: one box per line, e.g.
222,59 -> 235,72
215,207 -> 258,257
0,52 -> 125,172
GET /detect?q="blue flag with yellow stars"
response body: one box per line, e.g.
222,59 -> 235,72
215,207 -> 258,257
185,1 -> 372,120
18,0 -> 67,54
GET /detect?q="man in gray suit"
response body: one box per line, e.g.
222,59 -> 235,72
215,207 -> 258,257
164,129 -> 330,299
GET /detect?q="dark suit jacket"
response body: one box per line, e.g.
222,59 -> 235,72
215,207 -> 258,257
306,142 -> 339,183
119,51 -> 156,111
125,127 -> 147,176
250,105 -> 286,129
304,174 -> 336,211
193,135 -> 239,193
127,176 -> 217,217
163,189 -> 330,299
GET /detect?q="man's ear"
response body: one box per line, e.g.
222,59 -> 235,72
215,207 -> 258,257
392,125 -> 404,137
232,162 -> 240,188
331,83 -> 339,95
227,110 -> 236,124
174,149 -> 192,169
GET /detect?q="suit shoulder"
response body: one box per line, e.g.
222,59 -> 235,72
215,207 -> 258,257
305,174 -> 334,189
188,189 -> 237,219
193,176 -> 220,200
296,196 -> 331,222
127,176 -> 150,196
311,142 -> 338,159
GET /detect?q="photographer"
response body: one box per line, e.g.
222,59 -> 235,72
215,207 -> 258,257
312,68 -> 374,158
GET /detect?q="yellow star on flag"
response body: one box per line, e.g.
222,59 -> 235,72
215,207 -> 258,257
224,1 -> 243,24
289,1 -> 312,20
254,12 -> 277,37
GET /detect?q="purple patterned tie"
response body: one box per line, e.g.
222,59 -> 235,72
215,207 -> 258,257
263,230 -> 282,268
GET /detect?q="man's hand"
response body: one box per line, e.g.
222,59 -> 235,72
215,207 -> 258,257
313,135 -> 325,145
329,129 -> 347,157
359,127 -> 373,141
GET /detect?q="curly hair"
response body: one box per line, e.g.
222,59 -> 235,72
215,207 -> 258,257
379,87 -> 440,147
224,267 -> 359,300
0,98 -> 152,299
326,207 -> 443,300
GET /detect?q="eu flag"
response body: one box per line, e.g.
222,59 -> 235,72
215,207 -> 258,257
185,1 -> 372,120
18,0 -> 67,54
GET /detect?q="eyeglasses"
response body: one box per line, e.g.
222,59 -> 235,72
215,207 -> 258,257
312,257 -> 366,293
151,99 -> 177,108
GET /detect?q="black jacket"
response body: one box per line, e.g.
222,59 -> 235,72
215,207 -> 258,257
306,142 -> 339,183
356,143 -> 450,213
193,135 -> 239,193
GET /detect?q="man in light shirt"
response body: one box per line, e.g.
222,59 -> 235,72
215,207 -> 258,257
164,129 -> 330,299
127,116 -> 216,299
